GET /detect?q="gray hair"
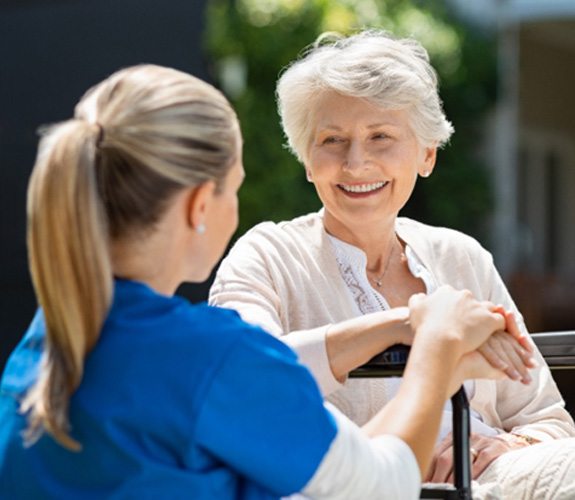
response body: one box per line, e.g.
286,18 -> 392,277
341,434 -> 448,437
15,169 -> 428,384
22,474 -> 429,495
276,30 -> 454,164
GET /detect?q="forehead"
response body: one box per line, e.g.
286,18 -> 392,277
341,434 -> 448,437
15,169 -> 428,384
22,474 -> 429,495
312,92 -> 408,130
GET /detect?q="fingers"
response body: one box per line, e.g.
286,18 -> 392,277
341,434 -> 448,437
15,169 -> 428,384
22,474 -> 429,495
427,444 -> 454,483
469,434 -> 514,480
444,434 -> 500,482
477,341 -> 509,372
434,432 -> 454,456
410,286 -> 506,355
490,306 -> 534,353
478,333 -> 534,384
429,433 -> 511,484
426,434 -> 454,483
408,292 -> 426,309
496,334 -> 534,384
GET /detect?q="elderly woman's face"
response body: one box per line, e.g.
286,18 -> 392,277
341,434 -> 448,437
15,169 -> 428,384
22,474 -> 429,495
306,92 -> 436,236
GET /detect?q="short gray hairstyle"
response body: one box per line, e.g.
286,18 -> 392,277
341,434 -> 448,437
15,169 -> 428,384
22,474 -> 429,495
276,30 -> 454,164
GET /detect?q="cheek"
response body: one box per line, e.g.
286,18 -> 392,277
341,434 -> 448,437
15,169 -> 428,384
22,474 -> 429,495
308,148 -> 341,171
307,163 -> 335,189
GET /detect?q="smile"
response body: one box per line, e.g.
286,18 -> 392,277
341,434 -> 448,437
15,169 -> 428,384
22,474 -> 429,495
338,181 -> 388,193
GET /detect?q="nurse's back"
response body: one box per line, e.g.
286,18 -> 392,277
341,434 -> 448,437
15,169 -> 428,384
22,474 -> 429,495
0,279 -> 334,499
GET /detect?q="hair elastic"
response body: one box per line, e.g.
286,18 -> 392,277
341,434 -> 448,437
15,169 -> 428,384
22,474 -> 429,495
95,123 -> 105,148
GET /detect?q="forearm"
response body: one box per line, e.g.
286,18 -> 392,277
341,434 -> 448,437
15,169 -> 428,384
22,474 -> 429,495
505,411 -> 575,441
302,403 -> 420,500
363,337 -> 460,476
325,307 -> 411,381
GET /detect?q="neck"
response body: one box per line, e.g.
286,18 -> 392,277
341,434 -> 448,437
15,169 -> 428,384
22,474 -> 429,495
111,195 -> 190,296
323,210 -> 398,273
111,236 -> 181,296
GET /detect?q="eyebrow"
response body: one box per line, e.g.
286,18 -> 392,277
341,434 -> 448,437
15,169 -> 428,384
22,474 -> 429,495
367,123 -> 400,129
318,122 -> 400,131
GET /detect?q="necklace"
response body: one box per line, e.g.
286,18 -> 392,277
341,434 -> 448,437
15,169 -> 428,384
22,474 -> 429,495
368,235 -> 397,288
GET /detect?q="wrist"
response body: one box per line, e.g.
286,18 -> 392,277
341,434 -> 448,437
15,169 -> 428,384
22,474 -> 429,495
510,433 -> 539,446
389,307 -> 411,344
497,432 -> 538,448
412,327 -> 464,360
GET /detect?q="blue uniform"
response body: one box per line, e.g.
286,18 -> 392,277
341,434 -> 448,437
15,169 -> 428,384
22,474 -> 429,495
0,279 -> 336,499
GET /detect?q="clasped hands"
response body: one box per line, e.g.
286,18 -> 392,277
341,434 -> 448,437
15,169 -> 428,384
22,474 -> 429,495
408,286 -> 536,390
408,286 -> 537,483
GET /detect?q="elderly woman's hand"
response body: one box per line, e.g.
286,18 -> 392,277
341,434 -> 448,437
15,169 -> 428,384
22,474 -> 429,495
477,307 -> 536,384
426,432 -> 535,483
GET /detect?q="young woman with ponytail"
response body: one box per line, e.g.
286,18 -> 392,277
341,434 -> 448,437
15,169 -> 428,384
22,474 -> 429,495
0,64 -> 523,499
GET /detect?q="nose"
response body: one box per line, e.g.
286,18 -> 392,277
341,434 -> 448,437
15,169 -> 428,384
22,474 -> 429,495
343,140 -> 369,172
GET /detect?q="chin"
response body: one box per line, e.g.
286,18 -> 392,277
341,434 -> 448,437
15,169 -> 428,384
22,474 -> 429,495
190,266 -> 215,284
187,274 -> 211,285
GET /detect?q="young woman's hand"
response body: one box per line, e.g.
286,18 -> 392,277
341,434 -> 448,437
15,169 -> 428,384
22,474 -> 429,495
408,286 -> 505,357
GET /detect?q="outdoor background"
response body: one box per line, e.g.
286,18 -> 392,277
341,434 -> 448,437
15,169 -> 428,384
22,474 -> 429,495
1,0 -> 574,372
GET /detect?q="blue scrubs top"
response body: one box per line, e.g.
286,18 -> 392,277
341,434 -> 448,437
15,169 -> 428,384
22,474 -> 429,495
0,279 -> 336,499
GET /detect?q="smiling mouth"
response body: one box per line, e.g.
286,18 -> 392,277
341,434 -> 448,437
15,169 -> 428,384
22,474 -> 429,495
338,181 -> 389,194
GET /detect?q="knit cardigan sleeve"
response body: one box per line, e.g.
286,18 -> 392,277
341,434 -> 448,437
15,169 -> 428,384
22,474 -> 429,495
398,218 -> 575,441
209,219 -> 345,396
477,247 -> 575,441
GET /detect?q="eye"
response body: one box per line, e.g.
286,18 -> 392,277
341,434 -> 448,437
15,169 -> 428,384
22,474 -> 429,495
372,132 -> 390,141
321,136 -> 344,145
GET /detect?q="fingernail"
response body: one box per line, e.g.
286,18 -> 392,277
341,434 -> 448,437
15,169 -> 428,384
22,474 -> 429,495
510,370 -> 521,380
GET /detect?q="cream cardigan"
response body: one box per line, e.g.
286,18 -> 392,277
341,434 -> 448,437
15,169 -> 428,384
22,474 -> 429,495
210,211 -> 575,442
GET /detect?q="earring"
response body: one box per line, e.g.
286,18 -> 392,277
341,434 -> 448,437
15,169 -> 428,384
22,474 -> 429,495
196,223 -> 206,235
421,170 -> 431,178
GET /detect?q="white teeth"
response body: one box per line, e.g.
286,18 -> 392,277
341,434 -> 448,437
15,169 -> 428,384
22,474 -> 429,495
340,181 -> 387,193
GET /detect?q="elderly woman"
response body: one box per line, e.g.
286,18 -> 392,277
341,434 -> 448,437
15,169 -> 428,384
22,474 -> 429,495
0,63 -> 526,499
209,30 -> 575,489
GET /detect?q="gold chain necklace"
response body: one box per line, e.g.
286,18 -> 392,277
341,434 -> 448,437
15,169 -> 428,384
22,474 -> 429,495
368,235 -> 397,288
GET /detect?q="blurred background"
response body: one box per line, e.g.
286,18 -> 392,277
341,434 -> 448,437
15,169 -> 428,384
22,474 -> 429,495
1,0 -> 574,372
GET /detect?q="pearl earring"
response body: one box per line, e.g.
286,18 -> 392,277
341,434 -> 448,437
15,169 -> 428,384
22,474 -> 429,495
196,223 -> 206,235
421,170 -> 431,178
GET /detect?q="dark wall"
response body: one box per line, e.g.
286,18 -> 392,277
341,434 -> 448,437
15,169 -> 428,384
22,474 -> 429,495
0,0 -> 210,371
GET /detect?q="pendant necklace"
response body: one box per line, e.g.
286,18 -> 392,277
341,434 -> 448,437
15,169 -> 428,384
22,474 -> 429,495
369,235 -> 397,288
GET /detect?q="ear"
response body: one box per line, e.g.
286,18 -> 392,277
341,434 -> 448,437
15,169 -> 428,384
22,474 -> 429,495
418,145 -> 437,177
305,167 -> 313,183
185,181 -> 217,232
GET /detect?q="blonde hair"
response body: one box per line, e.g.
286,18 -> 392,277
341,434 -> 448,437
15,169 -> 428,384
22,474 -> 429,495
22,65 -> 239,450
276,30 -> 454,164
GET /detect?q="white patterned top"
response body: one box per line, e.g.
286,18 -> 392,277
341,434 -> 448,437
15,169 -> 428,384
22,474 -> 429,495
327,234 -> 497,442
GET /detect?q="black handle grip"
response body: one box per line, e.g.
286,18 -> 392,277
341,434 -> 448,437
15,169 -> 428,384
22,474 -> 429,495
349,344 -> 410,378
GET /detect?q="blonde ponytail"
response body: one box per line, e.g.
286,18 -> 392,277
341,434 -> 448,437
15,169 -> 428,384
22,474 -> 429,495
22,120 -> 113,450
20,64 -> 239,451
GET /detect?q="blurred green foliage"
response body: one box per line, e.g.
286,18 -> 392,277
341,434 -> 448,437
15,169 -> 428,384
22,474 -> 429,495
205,0 -> 496,243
